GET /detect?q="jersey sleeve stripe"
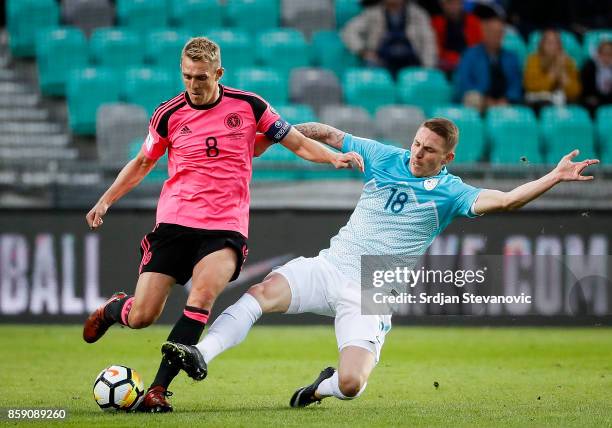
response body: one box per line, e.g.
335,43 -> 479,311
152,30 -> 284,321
150,93 -> 185,129
155,101 -> 187,138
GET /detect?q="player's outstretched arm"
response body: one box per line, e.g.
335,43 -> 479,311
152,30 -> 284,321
474,150 -> 599,215
293,122 -> 346,151
86,150 -> 158,230
279,127 -> 364,171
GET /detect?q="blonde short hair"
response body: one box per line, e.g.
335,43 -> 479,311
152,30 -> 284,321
181,37 -> 221,65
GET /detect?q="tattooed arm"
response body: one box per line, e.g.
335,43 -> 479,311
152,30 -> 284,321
293,122 -> 346,151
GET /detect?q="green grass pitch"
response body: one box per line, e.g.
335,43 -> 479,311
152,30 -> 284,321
0,325 -> 610,427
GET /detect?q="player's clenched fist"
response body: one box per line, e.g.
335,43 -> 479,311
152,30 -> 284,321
332,151 -> 364,172
86,201 -> 109,230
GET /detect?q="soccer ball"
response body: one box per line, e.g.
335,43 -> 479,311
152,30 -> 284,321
93,365 -> 145,411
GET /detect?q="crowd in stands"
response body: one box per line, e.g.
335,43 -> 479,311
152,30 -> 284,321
341,0 -> 611,115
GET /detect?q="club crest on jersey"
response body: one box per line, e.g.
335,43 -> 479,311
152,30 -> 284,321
423,178 -> 439,191
225,113 -> 242,129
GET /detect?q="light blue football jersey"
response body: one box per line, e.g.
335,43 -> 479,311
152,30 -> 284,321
319,134 -> 482,282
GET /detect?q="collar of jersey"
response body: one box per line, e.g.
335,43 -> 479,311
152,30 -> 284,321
184,84 -> 224,110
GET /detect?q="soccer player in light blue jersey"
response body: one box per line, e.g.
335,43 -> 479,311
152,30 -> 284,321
161,118 -> 599,407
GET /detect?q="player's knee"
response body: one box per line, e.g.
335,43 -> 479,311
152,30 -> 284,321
247,283 -> 270,308
247,280 -> 286,313
128,309 -> 157,329
338,373 -> 366,398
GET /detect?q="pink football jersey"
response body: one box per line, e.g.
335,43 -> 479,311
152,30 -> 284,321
142,85 -> 291,237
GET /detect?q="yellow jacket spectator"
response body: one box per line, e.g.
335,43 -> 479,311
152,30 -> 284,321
524,30 -> 581,107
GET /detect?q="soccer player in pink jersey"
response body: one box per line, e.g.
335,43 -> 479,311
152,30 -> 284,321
82,37 -> 363,412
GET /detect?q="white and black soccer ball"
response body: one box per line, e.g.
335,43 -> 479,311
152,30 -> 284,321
93,365 -> 145,411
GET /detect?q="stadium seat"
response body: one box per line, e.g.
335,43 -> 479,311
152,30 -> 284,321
289,68 -> 342,115
281,0 -> 334,38
256,29 -> 311,76
61,0 -> 114,37
123,68 -> 177,116
335,0 -> 362,28
116,0 -> 169,32
343,68 -> 396,115
431,106 -> 484,163
233,68 -> 288,106
252,142 -> 304,181
36,27 -> 88,96
206,29 -> 254,72
375,105 -> 425,148
397,67 -> 452,115
89,28 -> 145,73
97,103 -> 149,167
169,0 -> 223,35
145,30 -> 191,71
226,0 -> 280,32
527,30 -> 584,67
595,106 -> 612,163
583,30 -> 612,59
276,104 -> 317,125
67,68 -> 121,135
540,106 -> 596,164
7,0 -> 59,57
502,29 -> 528,67
311,31 -> 360,77
486,106 -> 542,165
320,105 -> 377,140
128,139 -> 168,183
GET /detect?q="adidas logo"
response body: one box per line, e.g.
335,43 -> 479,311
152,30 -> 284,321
179,125 -> 192,135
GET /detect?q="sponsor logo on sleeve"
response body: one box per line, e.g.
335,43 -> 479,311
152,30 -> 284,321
145,132 -> 154,151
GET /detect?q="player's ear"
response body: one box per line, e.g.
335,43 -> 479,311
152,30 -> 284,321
443,151 -> 455,165
216,66 -> 224,81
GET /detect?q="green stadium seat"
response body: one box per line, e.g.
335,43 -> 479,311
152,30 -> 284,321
596,106 -> 612,163
397,67 -> 452,115
36,27 -> 88,96
431,106 -> 484,163
145,30 -> 191,72
7,0 -> 59,57
169,0 -> 223,35
276,104 -> 317,125
206,29 -> 254,72
128,139 -> 168,183
256,29 -> 310,76
226,0 -> 279,32
252,143 -> 302,181
311,30 -> 360,77
123,68 -> 177,116
502,29 -> 527,67
583,30 -> 612,59
335,0 -> 362,28
540,106 -> 595,164
89,28 -> 144,73
67,68 -> 121,135
116,0 -> 169,32
343,68 -> 396,115
486,106 -> 542,165
233,67 -> 288,106
527,30 -> 584,67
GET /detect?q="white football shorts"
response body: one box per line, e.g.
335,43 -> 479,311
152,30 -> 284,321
269,255 -> 392,362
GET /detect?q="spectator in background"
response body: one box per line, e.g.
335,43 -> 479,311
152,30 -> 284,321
341,0 -> 437,77
581,40 -> 612,116
431,0 -> 483,73
523,29 -> 581,112
453,15 -> 522,112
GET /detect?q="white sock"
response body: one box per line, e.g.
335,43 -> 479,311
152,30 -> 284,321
315,371 -> 366,400
196,293 -> 262,364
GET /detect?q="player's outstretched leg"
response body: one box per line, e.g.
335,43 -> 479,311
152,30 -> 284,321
163,273 -> 291,380
291,345 -> 376,407
290,367 -> 336,407
82,273 -> 174,343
